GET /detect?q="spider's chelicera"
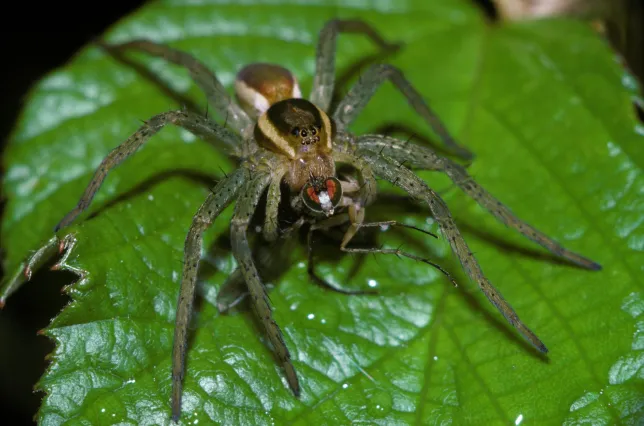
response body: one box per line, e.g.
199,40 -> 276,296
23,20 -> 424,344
52,20 -> 600,421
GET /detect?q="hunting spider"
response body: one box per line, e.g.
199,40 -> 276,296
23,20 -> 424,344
54,19 -> 601,421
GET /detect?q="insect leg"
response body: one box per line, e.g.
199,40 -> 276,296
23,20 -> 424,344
361,150 -> 548,353
171,168 -> 246,422
306,213 -> 374,295
333,64 -> 473,160
230,173 -> 300,396
310,19 -> 399,112
101,40 -> 253,134
55,110 -> 240,231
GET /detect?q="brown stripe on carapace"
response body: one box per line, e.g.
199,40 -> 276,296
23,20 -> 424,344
306,186 -> 320,204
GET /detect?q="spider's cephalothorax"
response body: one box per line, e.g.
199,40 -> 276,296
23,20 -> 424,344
255,98 -> 336,191
49,19 -> 601,422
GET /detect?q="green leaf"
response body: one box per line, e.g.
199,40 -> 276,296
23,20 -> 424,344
2,0 -> 643,424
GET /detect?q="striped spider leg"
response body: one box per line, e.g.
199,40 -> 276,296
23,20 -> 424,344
312,20 -> 473,160
324,133 -> 601,353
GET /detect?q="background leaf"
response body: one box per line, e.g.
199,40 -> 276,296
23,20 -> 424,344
2,0 -> 643,424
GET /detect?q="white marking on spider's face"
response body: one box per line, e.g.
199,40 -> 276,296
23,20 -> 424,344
318,191 -> 334,215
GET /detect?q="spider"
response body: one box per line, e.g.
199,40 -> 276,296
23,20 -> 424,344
52,19 -> 601,422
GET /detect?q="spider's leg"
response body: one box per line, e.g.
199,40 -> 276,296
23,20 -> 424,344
310,19 -> 399,112
102,40 -> 253,134
230,173 -> 300,396
359,150 -> 548,353
355,133 -> 444,170
171,168 -> 246,422
333,64 -> 473,160
356,135 -> 601,270
263,165 -> 289,242
55,110 -> 241,231
217,216 -> 307,313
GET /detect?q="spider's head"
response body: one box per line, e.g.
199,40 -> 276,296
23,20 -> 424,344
255,98 -> 335,159
300,176 -> 343,216
235,63 -> 302,118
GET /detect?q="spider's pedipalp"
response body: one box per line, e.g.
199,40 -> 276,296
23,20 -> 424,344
310,19 -> 400,112
359,149 -> 548,353
103,40 -> 253,134
230,173 -> 300,397
356,134 -> 601,270
55,110 -> 241,231
333,64 -> 473,160
172,168 -> 246,422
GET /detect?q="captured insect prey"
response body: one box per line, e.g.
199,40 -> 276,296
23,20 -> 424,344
48,19 -> 601,422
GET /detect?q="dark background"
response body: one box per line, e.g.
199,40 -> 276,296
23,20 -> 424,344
0,1 -> 640,425
0,3 -> 146,424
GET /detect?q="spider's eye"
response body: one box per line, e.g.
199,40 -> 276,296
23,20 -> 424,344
300,176 -> 343,216
291,127 -> 300,136
310,127 -> 317,136
300,129 -> 308,137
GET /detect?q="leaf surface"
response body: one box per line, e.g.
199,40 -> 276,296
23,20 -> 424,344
2,0 -> 643,424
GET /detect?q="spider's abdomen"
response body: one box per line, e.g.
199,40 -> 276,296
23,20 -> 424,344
235,63 -> 302,117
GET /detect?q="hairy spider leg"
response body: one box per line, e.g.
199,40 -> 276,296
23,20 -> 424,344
55,110 -> 240,231
171,168 -> 246,422
217,216 -> 307,313
357,149 -> 548,353
263,164 -> 290,242
333,64 -> 473,160
310,19 -> 400,112
103,40 -> 253,135
356,134 -> 601,270
230,173 -> 300,397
